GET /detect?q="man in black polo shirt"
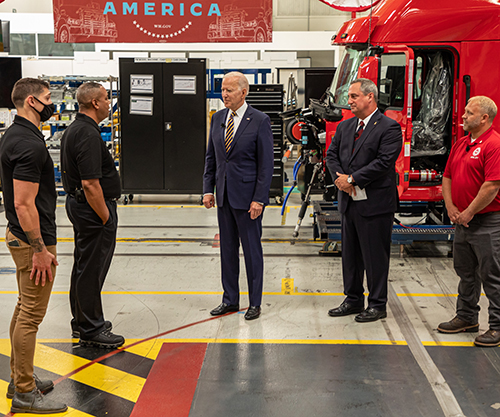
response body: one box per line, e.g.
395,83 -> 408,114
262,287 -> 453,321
0,78 -> 67,414
61,82 -> 124,348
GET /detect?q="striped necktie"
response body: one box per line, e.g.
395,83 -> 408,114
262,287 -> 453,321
354,120 -> 364,141
224,111 -> 237,153
352,120 -> 364,153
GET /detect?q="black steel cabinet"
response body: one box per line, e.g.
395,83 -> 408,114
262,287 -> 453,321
119,58 -> 206,194
246,84 -> 284,203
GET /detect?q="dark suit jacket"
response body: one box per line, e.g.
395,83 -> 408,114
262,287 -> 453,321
326,109 -> 402,216
203,104 -> 274,209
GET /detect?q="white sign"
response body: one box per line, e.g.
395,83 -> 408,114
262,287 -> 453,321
130,96 -> 154,116
131,74 -> 154,94
173,75 -> 197,95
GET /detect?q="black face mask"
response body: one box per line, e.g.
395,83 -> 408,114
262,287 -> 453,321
32,96 -> 56,122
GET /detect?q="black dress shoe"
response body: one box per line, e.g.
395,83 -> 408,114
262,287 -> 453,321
355,307 -> 387,322
328,302 -> 364,317
245,306 -> 261,320
210,303 -> 239,316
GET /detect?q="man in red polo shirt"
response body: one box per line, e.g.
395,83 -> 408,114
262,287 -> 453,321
438,96 -> 500,347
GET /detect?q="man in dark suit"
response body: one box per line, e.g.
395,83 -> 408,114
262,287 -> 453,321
203,71 -> 274,320
326,78 -> 402,322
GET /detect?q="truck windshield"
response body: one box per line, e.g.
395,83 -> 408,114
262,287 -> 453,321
329,47 -> 367,107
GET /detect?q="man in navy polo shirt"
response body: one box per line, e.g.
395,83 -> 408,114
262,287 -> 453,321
438,96 -> 500,347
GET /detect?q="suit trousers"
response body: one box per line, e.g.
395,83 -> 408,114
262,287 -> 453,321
217,192 -> 264,307
7,229 -> 57,393
341,201 -> 393,310
66,195 -> 117,339
454,213 -> 500,329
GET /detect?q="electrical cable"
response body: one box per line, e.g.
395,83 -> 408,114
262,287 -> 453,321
281,159 -> 302,215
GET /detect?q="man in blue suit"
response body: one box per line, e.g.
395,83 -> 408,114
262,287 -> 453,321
326,78 -> 402,322
203,72 -> 274,320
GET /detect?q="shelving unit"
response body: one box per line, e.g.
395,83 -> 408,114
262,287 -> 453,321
39,75 -> 120,194
40,75 -> 120,159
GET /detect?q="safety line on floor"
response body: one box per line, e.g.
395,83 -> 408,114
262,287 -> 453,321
0,237 -> 317,244
388,282 -> 465,417
0,252 -> 330,258
0,290 -> 464,298
0,341 -> 144,403
50,311 -> 242,388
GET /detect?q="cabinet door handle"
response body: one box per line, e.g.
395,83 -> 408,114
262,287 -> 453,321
165,122 -> 172,132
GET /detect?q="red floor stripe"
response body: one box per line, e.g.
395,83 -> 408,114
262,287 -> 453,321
129,343 -> 207,417
52,310 -> 241,386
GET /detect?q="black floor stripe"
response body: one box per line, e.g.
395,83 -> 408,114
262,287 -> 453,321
42,342 -> 153,379
48,377 -> 134,417
191,343 -> 444,417
427,346 -> 500,417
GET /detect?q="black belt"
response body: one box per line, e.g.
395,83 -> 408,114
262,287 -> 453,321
475,211 -> 500,217
68,193 -> 119,202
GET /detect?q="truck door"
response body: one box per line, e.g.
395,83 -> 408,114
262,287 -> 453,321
378,46 -> 414,196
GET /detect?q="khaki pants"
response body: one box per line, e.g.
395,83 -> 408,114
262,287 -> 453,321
6,229 -> 56,393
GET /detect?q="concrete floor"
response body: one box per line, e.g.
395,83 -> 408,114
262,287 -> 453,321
0,194 -> 499,417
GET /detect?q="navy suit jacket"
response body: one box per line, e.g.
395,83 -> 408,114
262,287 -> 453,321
326,109 -> 402,216
203,104 -> 274,209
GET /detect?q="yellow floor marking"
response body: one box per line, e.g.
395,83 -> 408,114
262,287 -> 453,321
281,206 -> 290,225
0,379 -> 11,416
281,278 -> 294,295
122,339 -> 164,360
155,338 -> 409,345
0,341 -> 144,403
0,237 -> 318,244
0,290 -> 464,297
422,341 -> 475,347
157,338 -> 478,348
0,338 -> 476,348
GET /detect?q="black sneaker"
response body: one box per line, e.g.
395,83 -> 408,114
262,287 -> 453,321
72,320 -> 112,339
7,374 -> 54,399
80,328 -> 125,349
11,388 -> 67,414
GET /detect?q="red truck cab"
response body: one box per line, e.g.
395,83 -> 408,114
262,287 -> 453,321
326,0 -> 500,207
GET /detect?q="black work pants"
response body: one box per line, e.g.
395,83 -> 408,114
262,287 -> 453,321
66,195 -> 118,339
454,213 -> 500,329
341,202 -> 394,310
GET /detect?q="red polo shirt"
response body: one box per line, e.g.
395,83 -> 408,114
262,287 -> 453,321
443,127 -> 500,213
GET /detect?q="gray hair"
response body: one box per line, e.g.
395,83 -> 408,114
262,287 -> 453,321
77,82 -> 105,109
351,78 -> 378,103
223,71 -> 249,92
468,96 -> 497,121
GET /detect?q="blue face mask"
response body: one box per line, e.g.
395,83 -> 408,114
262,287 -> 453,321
32,96 -> 56,122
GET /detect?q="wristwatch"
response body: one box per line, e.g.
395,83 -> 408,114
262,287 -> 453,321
347,175 -> 354,184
